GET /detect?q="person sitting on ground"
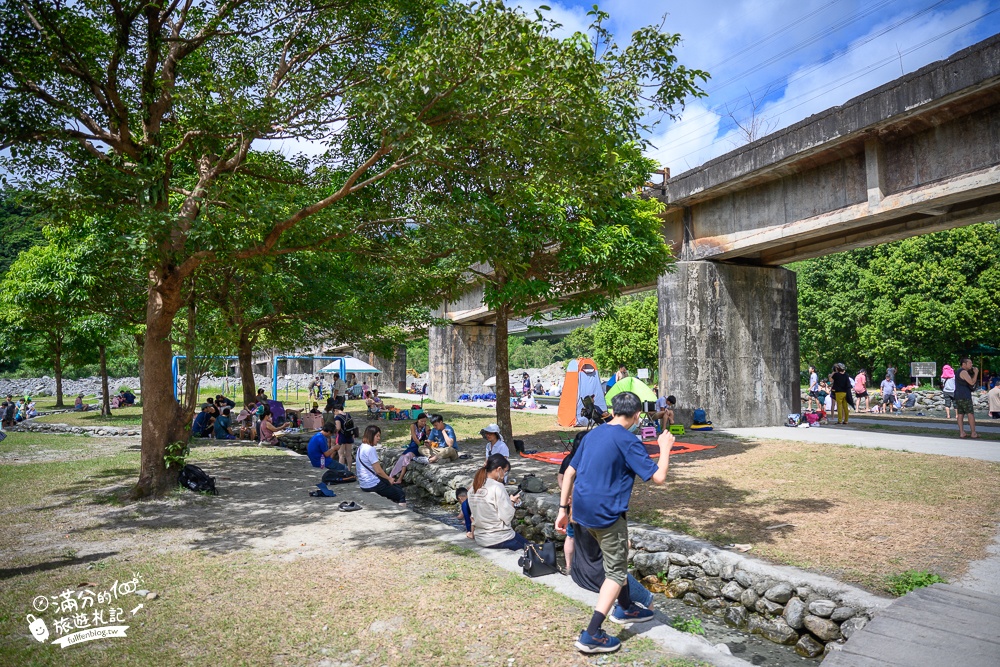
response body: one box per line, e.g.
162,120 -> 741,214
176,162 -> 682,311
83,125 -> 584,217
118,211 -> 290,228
307,422 -> 346,471
650,394 -> 675,433
549,380 -> 561,397
214,407 -> 236,440
74,393 -> 92,412
424,414 -> 460,462
306,401 -> 320,415
236,402 -> 258,440
258,407 -> 285,445
216,394 -> 236,409
510,394 -> 525,410
480,423 -> 510,460
356,425 -> 406,506
558,432 -> 586,574
533,378 -> 544,395
121,389 -> 136,405
900,389 -> 918,411
24,398 -> 37,419
388,442 -> 419,485
467,454 -> 526,551
456,486 -> 473,539
570,515 -> 655,619
409,412 -> 432,453
988,381 -> 1000,419
14,398 -> 26,422
524,392 -> 538,410
256,388 -> 268,403
191,403 -> 215,437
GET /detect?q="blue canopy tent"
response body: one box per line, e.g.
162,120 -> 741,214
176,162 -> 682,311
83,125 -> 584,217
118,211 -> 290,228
171,355 -> 348,402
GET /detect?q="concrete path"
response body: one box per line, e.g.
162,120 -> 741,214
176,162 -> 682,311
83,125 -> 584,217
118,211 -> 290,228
721,426 -> 1000,462
851,417 -> 1000,434
959,526 -> 1000,597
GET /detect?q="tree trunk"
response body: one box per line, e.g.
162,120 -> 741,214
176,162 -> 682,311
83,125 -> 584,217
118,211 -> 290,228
53,336 -> 64,408
238,333 -> 257,405
134,333 -> 145,406
494,302 -> 515,447
134,270 -> 188,499
183,285 -> 200,414
99,344 -> 111,417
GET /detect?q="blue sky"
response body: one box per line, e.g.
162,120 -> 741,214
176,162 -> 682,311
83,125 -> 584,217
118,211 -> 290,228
513,0 -> 1000,173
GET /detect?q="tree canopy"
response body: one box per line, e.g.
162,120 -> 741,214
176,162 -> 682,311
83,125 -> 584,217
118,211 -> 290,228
794,222 -> 1000,379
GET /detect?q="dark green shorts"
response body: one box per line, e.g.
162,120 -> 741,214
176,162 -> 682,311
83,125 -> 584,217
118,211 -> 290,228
956,398 -> 974,415
586,515 -> 629,587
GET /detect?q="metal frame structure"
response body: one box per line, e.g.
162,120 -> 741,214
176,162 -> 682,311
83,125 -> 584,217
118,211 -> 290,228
171,355 -> 348,402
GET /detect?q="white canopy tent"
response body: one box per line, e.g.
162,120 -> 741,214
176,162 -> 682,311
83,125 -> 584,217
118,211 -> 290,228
319,356 -> 382,374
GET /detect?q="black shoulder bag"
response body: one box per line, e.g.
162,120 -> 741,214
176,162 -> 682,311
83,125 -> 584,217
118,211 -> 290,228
518,540 -> 558,578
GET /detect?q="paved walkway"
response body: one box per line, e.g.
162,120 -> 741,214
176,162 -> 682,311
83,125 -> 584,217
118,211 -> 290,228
852,416 -> 1000,434
822,584 -> 1000,667
722,426 -> 1000,462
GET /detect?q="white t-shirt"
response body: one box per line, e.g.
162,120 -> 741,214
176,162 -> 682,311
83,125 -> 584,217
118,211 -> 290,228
655,396 -> 668,411
943,377 -> 956,393
486,438 -> 509,459
356,444 -> 381,489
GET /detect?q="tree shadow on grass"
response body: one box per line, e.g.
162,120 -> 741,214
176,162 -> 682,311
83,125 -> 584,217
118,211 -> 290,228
630,475 -> 838,546
65,451 -> 456,555
0,551 -> 118,581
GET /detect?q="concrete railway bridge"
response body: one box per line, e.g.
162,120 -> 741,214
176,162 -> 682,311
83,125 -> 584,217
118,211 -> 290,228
426,34 -> 1000,426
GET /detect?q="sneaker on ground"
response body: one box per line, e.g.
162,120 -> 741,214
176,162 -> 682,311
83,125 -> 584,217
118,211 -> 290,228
609,604 -> 655,624
574,629 -> 621,654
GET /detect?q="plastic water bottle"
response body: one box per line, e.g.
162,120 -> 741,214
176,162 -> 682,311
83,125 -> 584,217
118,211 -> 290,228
319,457 -> 325,469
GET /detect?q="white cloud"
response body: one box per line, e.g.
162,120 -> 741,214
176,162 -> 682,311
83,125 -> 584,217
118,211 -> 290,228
643,0 -> 998,172
509,1 -> 592,39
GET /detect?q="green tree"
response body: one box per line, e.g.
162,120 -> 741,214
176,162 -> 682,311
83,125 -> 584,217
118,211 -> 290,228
593,293 -> 659,374
0,193 -> 41,277
793,222 -> 1000,379
562,325 -> 595,360
2,0 -> 693,495
406,338 -> 430,375
0,244 -> 88,406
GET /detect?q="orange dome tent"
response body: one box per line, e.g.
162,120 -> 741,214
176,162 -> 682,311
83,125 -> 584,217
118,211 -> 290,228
557,358 -> 608,427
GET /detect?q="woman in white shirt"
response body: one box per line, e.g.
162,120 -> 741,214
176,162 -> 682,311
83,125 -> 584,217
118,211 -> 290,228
467,454 -> 526,550
355,425 -> 406,506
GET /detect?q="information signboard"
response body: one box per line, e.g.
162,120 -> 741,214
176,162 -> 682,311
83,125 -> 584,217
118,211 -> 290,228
910,362 -> 936,379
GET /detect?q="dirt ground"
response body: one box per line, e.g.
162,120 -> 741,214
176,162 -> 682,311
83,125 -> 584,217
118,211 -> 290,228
0,431 -> 702,667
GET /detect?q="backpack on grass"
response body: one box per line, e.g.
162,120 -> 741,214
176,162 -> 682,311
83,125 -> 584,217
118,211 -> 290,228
518,473 -> 547,494
178,464 -> 218,495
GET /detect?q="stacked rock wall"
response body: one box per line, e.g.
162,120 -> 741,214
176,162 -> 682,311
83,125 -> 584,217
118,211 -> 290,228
799,388 -> 991,412
370,447 -> 890,658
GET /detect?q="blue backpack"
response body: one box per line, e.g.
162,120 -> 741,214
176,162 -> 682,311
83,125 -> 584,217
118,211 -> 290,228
693,408 -> 707,424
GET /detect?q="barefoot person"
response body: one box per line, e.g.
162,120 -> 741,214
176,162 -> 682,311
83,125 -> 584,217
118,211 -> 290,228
555,391 -> 672,654
955,357 -> 979,439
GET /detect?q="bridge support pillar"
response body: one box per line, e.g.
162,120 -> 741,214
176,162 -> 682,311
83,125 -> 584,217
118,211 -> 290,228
356,346 -> 407,393
428,324 -> 496,403
658,261 -> 799,427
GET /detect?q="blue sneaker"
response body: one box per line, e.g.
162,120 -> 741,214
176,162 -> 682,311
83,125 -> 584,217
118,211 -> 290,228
610,604 -> 655,624
575,629 -> 621,654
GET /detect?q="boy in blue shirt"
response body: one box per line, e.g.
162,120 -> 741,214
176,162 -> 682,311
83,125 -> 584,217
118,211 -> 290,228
307,423 -> 347,497
456,487 -> 472,539
556,391 -> 672,655
427,414 -> 460,461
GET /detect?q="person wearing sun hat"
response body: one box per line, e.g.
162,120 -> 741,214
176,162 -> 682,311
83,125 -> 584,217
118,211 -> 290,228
941,364 -> 956,419
480,424 -> 509,460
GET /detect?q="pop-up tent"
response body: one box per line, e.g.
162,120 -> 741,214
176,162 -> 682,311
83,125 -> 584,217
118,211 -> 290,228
557,358 -> 608,427
605,377 -> 657,406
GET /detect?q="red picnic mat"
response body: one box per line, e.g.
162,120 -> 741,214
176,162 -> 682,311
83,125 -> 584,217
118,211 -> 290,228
522,441 -> 716,465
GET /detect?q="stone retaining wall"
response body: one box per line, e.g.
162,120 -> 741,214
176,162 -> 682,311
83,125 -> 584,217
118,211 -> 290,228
13,421 -> 140,437
800,388 -> 990,412
364,446 -> 890,659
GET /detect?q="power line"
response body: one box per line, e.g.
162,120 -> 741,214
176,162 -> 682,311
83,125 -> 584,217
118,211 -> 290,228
659,5 -> 1000,168
646,0 -> 961,162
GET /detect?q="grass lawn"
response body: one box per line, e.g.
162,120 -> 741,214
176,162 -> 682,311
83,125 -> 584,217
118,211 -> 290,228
628,436 -> 1000,593
0,431 -> 704,667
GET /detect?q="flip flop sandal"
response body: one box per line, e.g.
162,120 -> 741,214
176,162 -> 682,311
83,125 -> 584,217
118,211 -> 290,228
309,490 -> 324,497
338,501 -> 362,512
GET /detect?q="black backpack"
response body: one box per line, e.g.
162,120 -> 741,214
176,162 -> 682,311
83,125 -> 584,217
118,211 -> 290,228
178,464 -> 218,495
339,413 -> 359,438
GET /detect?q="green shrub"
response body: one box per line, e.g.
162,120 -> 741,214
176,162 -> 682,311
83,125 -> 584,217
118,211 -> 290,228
886,570 -> 945,596
671,616 -> 705,635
